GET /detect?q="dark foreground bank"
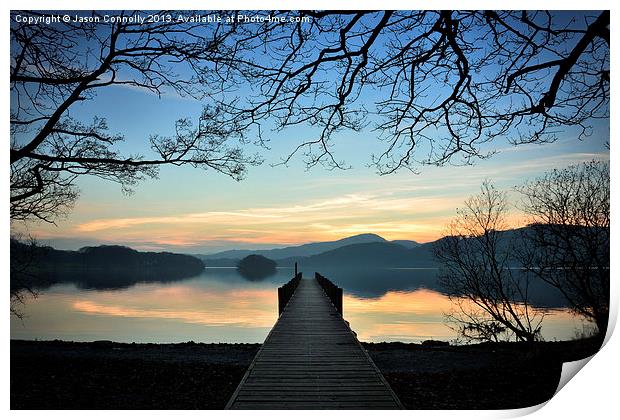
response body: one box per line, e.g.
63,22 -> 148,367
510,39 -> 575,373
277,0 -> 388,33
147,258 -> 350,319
365,337 -> 602,409
11,337 -> 602,410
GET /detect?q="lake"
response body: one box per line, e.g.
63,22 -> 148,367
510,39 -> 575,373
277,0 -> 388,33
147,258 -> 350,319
10,267 -> 591,343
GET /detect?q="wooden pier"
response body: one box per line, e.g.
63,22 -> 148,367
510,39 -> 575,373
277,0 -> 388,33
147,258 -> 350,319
226,273 -> 403,410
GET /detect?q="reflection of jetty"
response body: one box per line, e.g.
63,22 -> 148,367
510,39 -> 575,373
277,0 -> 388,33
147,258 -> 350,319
226,273 -> 403,409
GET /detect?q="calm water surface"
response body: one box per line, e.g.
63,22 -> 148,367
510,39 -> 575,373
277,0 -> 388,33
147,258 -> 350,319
11,267 -> 590,343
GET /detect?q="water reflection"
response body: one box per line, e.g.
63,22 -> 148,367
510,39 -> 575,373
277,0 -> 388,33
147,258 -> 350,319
10,267 -> 588,343
305,266 -> 568,308
344,289 -> 587,342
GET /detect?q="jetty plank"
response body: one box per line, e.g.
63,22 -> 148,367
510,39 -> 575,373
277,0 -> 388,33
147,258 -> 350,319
226,277 -> 402,410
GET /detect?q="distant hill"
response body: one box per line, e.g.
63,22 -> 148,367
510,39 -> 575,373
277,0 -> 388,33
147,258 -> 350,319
275,226 -> 574,269
10,242 -> 205,291
201,257 -> 240,267
200,226 -> 605,270
201,233 -> 388,261
391,239 -> 420,249
278,241 -> 436,268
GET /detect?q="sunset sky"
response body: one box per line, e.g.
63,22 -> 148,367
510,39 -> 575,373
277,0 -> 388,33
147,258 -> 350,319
11,14 -> 610,254
16,78 -> 608,254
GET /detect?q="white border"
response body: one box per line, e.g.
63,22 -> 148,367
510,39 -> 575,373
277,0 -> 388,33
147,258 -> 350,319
3,1 -> 617,419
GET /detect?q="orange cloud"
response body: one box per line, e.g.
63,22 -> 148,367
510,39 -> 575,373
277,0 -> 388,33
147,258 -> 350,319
26,180 -> 538,249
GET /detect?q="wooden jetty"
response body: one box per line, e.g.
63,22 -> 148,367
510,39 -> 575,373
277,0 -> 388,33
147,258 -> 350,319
226,272 -> 403,410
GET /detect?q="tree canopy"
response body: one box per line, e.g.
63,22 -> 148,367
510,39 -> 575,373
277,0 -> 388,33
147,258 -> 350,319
10,10 -> 609,224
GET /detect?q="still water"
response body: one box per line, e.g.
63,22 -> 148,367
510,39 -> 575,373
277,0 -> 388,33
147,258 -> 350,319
11,267 -> 590,343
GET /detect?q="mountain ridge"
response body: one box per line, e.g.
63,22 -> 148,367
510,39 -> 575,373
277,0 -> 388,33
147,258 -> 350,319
201,233 -> 392,261
277,240 -> 436,268
205,225 -> 582,269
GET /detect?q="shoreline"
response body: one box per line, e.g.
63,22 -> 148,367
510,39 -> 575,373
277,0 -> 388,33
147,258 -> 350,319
11,336 -> 603,409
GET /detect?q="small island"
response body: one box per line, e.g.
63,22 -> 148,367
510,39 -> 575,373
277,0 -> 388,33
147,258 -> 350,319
236,254 -> 277,280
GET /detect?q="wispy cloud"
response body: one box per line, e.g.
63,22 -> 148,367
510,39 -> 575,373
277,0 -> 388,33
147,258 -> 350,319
25,146 -> 608,253
76,194 -> 375,233
67,190 -> 460,247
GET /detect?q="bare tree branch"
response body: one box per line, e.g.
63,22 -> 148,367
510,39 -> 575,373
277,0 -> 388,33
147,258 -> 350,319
516,161 -> 610,334
434,181 -> 544,343
10,10 -> 261,223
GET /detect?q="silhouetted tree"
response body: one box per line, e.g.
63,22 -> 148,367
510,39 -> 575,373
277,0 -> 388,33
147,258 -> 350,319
10,11 -> 261,223
10,235 -> 45,319
434,181 -> 543,342
221,10 -> 609,171
517,161 -> 610,335
10,11 -> 610,224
